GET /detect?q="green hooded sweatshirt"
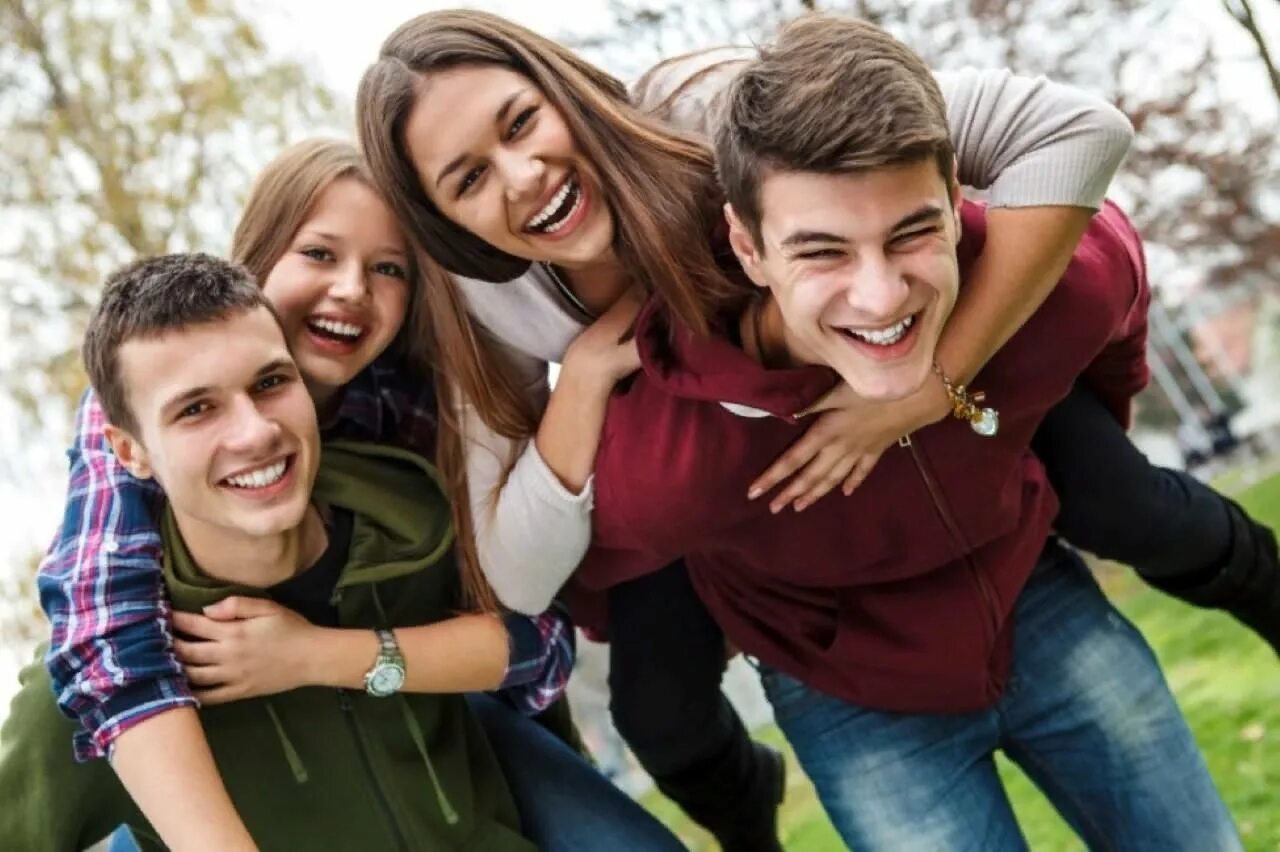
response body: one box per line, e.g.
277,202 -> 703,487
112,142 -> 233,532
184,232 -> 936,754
0,441 -> 535,852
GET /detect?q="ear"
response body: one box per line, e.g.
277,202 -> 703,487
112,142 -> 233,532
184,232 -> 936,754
104,424 -> 154,481
724,203 -> 769,290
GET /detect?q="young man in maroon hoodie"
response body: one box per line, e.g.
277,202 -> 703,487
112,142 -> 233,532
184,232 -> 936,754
576,15 -> 1242,851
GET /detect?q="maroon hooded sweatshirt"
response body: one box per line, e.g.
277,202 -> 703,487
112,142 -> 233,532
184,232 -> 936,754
575,200 -> 1151,713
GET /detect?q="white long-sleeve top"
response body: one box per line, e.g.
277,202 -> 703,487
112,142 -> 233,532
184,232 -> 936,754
454,49 -> 1135,614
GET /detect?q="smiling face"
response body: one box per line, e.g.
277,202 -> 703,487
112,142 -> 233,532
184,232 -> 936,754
260,177 -> 411,404
105,307 -> 320,547
404,64 -> 615,271
727,158 -> 962,401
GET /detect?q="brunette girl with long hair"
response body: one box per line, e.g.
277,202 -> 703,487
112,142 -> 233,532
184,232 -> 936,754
357,9 -> 1278,847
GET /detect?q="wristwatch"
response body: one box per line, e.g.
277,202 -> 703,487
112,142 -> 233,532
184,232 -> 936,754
363,629 -> 406,697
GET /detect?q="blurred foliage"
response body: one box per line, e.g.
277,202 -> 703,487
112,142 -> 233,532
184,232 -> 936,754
0,0 -> 341,662
0,0 -> 343,421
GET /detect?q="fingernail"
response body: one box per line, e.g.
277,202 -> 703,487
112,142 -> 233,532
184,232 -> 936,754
748,487 -> 763,500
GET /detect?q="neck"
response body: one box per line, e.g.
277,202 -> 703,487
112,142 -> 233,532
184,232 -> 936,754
177,505 -> 329,589
558,252 -> 630,316
739,295 -> 810,369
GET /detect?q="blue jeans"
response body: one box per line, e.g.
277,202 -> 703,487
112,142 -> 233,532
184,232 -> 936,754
760,542 -> 1240,851
466,693 -> 683,851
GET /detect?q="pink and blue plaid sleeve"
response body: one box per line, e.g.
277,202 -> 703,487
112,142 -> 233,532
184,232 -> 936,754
35,390 -> 194,761
498,602 -> 575,714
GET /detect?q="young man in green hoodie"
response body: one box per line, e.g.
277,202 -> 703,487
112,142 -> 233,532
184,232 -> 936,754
0,253 -> 679,851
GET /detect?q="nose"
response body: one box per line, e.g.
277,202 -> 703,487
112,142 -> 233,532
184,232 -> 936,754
498,149 -> 546,204
224,394 -> 282,457
328,258 -> 368,304
844,255 -> 910,320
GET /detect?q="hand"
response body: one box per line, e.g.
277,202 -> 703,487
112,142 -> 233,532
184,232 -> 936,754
749,380 -> 949,513
560,288 -> 645,389
172,597 -> 317,705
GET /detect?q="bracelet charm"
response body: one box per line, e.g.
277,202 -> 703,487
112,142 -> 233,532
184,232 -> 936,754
931,361 -> 999,437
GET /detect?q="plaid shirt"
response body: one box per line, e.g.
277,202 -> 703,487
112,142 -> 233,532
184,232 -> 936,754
37,354 -> 574,761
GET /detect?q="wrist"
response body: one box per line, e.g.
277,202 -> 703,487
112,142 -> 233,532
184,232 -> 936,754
556,354 -> 617,397
301,626 -> 369,689
916,375 -> 951,427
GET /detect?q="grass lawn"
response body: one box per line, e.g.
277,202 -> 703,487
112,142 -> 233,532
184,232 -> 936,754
646,473 -> 1280,850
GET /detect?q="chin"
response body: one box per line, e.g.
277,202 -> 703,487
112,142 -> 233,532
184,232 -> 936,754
842,360 -> 931,403
236,497 -> 310,537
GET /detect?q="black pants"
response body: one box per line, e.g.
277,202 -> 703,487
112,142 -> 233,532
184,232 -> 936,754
606,385 -> 1236,834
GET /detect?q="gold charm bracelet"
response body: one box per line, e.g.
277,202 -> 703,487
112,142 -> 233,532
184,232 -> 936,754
931,360 -> 999,437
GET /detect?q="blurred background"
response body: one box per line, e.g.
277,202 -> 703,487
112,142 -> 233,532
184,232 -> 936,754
1,1 -> 1276,849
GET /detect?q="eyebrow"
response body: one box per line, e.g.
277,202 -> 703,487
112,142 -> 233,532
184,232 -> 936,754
780,230 -> 849,249
255,358 -> 298,380
891,204 -> 946,232
160,358 -> 298,417
299,231 -> 407,258
779,204 -> 945,250
433,89 -> 527,189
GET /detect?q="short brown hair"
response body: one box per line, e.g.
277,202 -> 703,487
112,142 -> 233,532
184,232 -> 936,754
716,14 -> 955,249
82,253 -> 273,434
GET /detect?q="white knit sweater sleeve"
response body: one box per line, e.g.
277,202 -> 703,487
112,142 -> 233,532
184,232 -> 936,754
936,67 -> 1132,209
454,271 -> 594,615
461,382 -> 594,615
634,50 -> 1133,210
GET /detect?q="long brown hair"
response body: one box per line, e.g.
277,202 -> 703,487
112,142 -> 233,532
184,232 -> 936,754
356,10 -> 751,612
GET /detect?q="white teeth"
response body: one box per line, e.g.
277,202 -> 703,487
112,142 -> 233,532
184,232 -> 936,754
526,178 -> 581,233
310,318 -> 363,339
225,460 -> 287,489
541,189 -> 582,234
847,314 -> 915,346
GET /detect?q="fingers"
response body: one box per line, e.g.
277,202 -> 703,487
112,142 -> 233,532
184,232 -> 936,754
203,595 -> 277,621
172,638 -> 220,667
842,450 -> 885,496
770,449 -> 857,514
172,611 -> 230,641
751,435 -> 825,500
185,664 -> 227,688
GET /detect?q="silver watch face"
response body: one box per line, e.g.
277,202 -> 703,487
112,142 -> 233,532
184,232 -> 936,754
367,663 -> 406,697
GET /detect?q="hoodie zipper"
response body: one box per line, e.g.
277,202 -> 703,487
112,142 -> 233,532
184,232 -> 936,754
901,435 -> 1000,641
338,689 -> 410,852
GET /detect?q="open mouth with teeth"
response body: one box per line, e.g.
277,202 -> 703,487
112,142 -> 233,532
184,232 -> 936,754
523,173 -> 585,236
220,455 -> 296,494
306,316 -> 366,347
834,313 -> 921,357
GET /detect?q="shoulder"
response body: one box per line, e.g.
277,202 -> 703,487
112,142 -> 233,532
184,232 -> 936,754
453,266 -> 584,365
632,46 -> 755,135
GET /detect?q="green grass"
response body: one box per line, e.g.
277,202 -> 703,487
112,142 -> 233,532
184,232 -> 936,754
646,474 -> 1280,851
